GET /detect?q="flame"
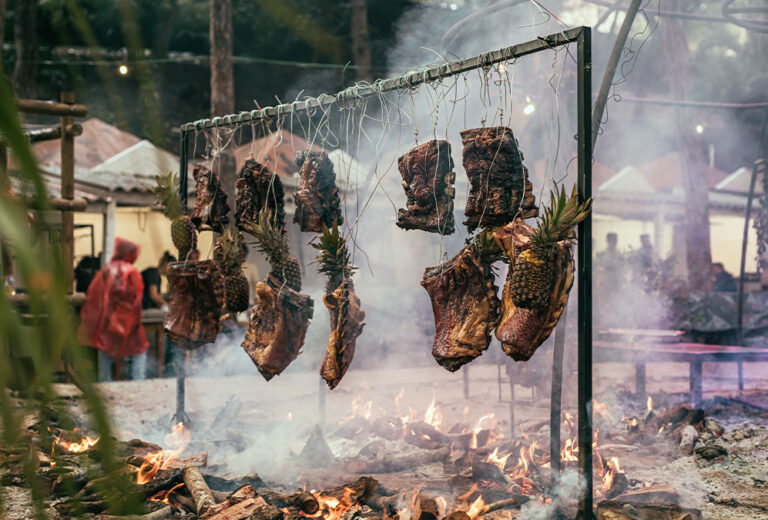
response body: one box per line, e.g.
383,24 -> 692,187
486,447 -> 511,470
647,396 -> 653,412
470,414 -> 494,449
561,438 -> 578,462
307,487 -> 358,520
658,425 -> 665,435
54,432 -> 100,454
467,496 -> 486,519
149,482 -> 184,504
136,422 -> 191,484
423,389 -> 443,430
601,456 -> 622,492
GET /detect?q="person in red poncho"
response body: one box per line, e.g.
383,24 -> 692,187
79,238 -> 149,381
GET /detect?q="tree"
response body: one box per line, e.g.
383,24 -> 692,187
13,0 -> 38,98
209,0 -> 233,117
661,1 -> 712,293
0,0 -> 7,53
350,0 -> 372,83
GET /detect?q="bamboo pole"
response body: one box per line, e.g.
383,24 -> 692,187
16,98 -> 87,117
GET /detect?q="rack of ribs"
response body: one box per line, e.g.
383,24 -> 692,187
421,244 -> 500,372
241,275 -> 314,381
190,164 -> 230,232
396,140 -> 456,234
460,127 -> 537,231
164,260 -> 225,346
320,279 -> 366,389
235,159 -> 286,231
294,150 -> 343,233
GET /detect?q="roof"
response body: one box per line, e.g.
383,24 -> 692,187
233,130 -> 324,177
636,152 -> 728,191
88,140 -> 179,193
30,118 -> 141,170
715,166 -> 760,195
598,166 -> 655,193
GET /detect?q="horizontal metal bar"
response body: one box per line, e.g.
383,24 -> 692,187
16,99 -> 88,117
180,27 -> 584,133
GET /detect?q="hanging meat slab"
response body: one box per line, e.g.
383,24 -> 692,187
396,140 -> 456,234
190,164 -> 230,232
235,159 -> 286,231
294,150 -> 343,233
494,221 -> 574,361
460,126 -> 537,231
320,279 -> 365,389
421,244 -> 500,372
242,275 -> 314,381
164,260 -> 225,346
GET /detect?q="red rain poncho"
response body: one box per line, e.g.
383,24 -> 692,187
78,238 -> 149,357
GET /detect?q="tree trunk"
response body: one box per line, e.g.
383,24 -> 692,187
0,0 -> 7,56
209,0 -> 234,117
350,0 -> 372,83
12,0 -> 38,98
152,0 -> 178,59
661,2 -> 712,293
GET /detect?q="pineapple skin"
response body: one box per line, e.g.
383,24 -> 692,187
224,272 -> 250,312
508,248 -> 555,309
171,216 -> 197,259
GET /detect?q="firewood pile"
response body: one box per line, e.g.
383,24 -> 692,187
4,388 -> 752,520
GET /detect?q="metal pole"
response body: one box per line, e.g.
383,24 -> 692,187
737,159 -> 764,346
463,366 -> 470,398
591,0 -> 644,153
577,27 -> 594,520
550,308 -> 568,486
318,376 -> 326,425
175,130 -> 189,425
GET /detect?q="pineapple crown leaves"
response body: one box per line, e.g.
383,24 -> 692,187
240,210 -> 289,268
310,222 -> 356,282
214,227 -> 246,276
154,172 -> 183,220
532,182 -> 592,253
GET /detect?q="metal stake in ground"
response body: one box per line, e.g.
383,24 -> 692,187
173,349 -> 192,426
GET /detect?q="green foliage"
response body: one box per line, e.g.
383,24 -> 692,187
0,62 -> 141,515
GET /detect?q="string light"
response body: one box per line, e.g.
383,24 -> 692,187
695,124 -> 704,134
523,95 -> 535,115
118,64 -> 129,76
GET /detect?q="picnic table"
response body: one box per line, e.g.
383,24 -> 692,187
595,333 -> 768,405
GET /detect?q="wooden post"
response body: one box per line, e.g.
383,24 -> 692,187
60,92 -> 75,292
102,198 -> 117,266
209,0 -> 233,117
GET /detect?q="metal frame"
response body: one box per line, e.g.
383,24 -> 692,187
178,26 -> 593,516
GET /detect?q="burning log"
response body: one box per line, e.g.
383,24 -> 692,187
344,446 -> 450,474
443,512 -> 470,520
258,490 -> 320,515
471,461 -> 510,484
412,493 -> 441,520
597,502 -> 702,520
679,425 -> 698,455
182,465 -> 215,516
475,496 -> 528,515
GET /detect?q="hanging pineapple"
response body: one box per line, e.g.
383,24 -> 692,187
213,227 -> 250,313
155,172 -> 197,260
508,184 -> 591,309
311,222 -> 355,294
241,211 -> 302,292
311,222 -> 365,389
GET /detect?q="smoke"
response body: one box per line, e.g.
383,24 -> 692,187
519,468 -> 585,520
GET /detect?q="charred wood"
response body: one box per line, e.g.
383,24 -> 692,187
344,447 -> 450,474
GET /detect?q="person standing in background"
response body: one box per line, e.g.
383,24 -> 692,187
141,251 -> 175,310
712,262 -> 737,292
78,238 -> 148,381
